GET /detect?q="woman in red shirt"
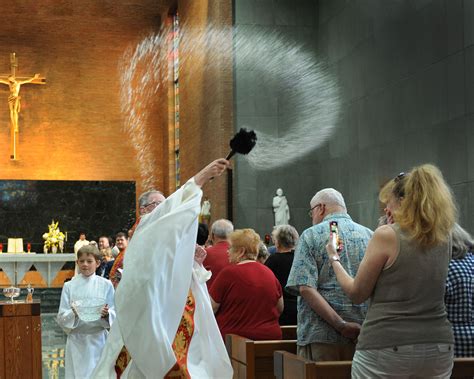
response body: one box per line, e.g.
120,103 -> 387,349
209,228 -> 284,340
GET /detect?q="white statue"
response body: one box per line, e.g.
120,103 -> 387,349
273,188 -> 290,226
199,198 -> 211,224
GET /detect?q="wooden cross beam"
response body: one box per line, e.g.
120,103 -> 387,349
0,53 -> 46,160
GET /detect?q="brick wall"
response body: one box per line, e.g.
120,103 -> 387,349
0,1 -> 163,191
178,0 -> 233,221
0,0 -> 233,221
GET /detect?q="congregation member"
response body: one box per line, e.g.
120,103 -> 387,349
326,164 -> 456,378
203,219 -> 233,288
257,242 -> 270,264
446,223 -> 474,357
197,222 -> 209,246
98,235 -> 111,250
210,228 -> 283,341
57,244 -> 115,379
109,232 -> 128,288
92,158 -> 232,379
96,247 -> 114,278
265,224 -> 299,325
287,188 -> 372,361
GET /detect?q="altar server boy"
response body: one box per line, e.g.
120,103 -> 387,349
57,243 -> 115,378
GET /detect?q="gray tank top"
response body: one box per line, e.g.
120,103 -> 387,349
357,223 -> 453,349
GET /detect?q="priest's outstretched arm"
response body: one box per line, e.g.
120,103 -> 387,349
193,158 -> 230,188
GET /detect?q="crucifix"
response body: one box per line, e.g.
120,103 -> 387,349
0,53 -> 45,160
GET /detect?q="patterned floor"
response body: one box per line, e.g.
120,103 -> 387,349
42,313 -> 67,379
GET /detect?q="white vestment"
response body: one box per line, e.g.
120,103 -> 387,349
74,239 -> 90,254
57,274 -> 116,379
92,179 -> 232,379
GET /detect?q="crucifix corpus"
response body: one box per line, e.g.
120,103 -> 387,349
0,53 -> 45,160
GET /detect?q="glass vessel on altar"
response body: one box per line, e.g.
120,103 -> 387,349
27,243 -> 31,253
0,243 -> 3,253
3,286 -> 20,303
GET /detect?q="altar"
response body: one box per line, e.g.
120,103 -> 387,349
0,254 -> 76,287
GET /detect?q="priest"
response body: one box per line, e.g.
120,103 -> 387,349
92,158 -> 233,379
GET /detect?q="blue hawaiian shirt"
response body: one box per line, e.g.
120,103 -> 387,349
286,213 -> 373,346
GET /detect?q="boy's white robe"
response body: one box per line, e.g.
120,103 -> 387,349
57,273 -> 115,379
92,179 -> 232,378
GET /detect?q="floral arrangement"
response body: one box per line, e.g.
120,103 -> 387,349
42,220 -> 66,253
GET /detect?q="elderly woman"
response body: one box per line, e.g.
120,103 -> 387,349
326,164 -> 456,378
446,223 -> 474,358
257,242 -> 270,264
210,229 -> 284,340
265,224 -> 299,325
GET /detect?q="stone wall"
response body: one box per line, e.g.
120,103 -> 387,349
0,0 -> 234,223
234,0 -> 474,236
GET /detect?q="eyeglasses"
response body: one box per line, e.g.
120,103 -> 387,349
394,172 -> 406,182
308,203 -> 322,217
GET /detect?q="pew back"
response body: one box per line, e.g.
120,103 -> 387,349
274,350 -> 351,379
226,334 -> 297,379
452,357 -> 474,378
280,325 -> 297,340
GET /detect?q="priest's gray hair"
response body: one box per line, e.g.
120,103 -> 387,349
451,223 -> 473,260
139,190 -> 164,207
211,219 -> 234,239
310,188 -> 347,211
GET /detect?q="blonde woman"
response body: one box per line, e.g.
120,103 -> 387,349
326,164 -> 456,378
210,229 -> 284,340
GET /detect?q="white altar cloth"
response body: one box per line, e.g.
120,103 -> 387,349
0,253 -> 76,286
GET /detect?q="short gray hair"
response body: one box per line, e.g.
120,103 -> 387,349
257,242 -> 269,262
310,188 -> 347,210
138,190 -> 164,208
452,223 -> 473,260
272,224 -> 299,249
211,219 -> 234,239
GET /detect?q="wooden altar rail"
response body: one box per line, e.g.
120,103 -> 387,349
225,326 -> 297,379
273,351 -> 474,379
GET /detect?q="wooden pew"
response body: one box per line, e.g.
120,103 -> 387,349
280,325 -> 297,340
225,330 -> 297,379
274,351 -> 474,379
452,357 -> 474,378
274,351 -> 350,379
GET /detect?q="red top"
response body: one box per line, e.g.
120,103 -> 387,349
210,262 -> 283,341
204,241 -> 231,289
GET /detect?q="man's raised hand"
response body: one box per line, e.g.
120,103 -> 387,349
194,158 -> 230,188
